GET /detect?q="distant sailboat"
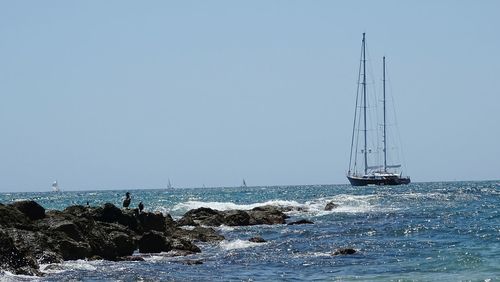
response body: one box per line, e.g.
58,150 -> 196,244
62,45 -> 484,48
167,179 -> 173,189
241,179 -> 247,188
347,33 -> 410,186
52,180 -> 60,192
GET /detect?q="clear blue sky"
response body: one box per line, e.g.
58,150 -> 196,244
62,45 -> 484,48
1,1 -> 499,192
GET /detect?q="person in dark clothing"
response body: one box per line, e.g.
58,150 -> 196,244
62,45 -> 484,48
138,201 -> 144,213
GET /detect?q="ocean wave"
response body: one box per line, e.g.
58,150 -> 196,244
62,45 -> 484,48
219,239 -> 263,250
62,260 -> 98,271
0,271 -> 41,281
169,194 -> 396,218
171,199 -> 303,213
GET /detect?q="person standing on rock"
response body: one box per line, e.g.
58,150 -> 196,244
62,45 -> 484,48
123,192 -> 131,208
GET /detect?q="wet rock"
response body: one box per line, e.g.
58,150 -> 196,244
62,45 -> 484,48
183,207 -> 223,221
109,231 -> 136,257
138,231 -> 172,253
223,210 -> 251,226
171,238 -> 201,253
37,251 -> 63,264
180,259 -> 203,265
0,204 -> 31,228
325,201 -> 339,211
180,207 -> 224,226
173,226 -> 225,242
333,248 -> 356,255
9,200 -> 46,220
51,221 -> 84,241
176,215 -> 199,227
56,236 -> 92,260
287,219 -> 314,225
0,230 -> 41,276
248,205 -> 288,225
64,205 -> 90,218
249,236 -> 266,243
91,203 -> 139,231
138,212 -> 166,233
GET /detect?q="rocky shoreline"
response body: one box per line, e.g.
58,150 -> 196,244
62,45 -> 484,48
0,200 -> 293,276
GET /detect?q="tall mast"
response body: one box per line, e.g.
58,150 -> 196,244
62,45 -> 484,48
362,33 -> 368,175
383,56 -> 387,172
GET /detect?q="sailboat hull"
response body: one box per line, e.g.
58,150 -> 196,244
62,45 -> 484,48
347,175 -> 410,186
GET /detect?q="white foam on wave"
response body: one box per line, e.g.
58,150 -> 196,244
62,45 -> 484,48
219,239 -> 262,251
171,199 -> 303,213
39,263 -> 66,274
169,193 -> 396,219
62,259 -> 98,271
292,194 -> 392,216
0,270 -> 41,280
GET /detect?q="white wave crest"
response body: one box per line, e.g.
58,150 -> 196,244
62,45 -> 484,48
219,239 -> 262,250
62,260 -> 98,271
169,193 -> 395,219
171,199 -> 303,213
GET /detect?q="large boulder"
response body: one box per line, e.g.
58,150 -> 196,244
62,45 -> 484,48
9,200 -> 45,220
56,237 -> 92,260
138,212 -> 166,233
0,204 -> 31,228
91,203 -> 123,223
138,231 -> 172,253
85,221 -> 136,260
109,231 -> 136,258
223,210 -> 251,226
180,207 -> 224,226
173,226 -> 225,242
0,230 -> 41,276
248,205 -> 288,225
90,203 -> 139,231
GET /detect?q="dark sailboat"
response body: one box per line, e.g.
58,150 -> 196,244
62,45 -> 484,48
347,33 -> 410,186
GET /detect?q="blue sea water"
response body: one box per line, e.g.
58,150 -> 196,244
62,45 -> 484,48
1,181 -> 499,281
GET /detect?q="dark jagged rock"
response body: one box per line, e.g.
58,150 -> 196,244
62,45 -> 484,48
183,207 -> 223,220
224,210 -> 251,226
138,231 -> 172,253
64,205 -> 90,218
138,212 -> 166,233
325,201 -> 339,211
37,251 -> 63,264
178,205 -> 287,227
333,248 -> 357,255
249,236 -> 266,243
90,203 -> 139,231
56,236 -> 92,260
9,200 -> 46,221
180,207 -> 224,226
0,230 -> 41,276
173,226 -> 225,242
287,219 -> 314,225
171,238 -> 201,253
176,215 -> 199,226
0,201 -> 296,276
108,231 -> 136,258
180,259 -> 203,265
0,203 -> 31,228
248,205 -> 288,225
